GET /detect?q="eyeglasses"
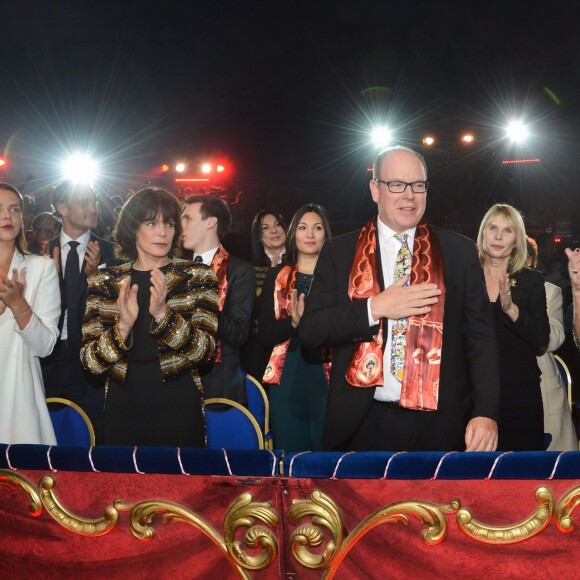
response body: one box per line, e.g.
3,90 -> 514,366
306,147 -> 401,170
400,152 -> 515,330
34,227 -> 56,235
375,180 -> 429,194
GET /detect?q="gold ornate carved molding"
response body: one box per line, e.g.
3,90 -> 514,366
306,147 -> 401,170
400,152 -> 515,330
287,485 -> 580,577
0,469 -> 42,516
555,485 -> 580,533
0,470 -> 279,578
456,486 -> 554,544
288,489 -> 458,578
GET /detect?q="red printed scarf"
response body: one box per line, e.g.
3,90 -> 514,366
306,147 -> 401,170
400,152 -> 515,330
210,244 -> 230,363
263,265 -> 297,384
346,219 -> 446,411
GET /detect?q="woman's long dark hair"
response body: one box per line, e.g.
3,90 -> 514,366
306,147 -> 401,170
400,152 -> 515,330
285,203 -> 331,265
251,209 -> 288,266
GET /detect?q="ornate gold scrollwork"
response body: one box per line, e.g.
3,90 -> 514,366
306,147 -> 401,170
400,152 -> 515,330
39,475 -> 119,537
288,489 -> 458,578
555,485 -> 580,533
0,468 -> 42,516
224,492 -> 280,571
288,489 -> 344,570
456,486 -> 554,544
115,492 -> 279,578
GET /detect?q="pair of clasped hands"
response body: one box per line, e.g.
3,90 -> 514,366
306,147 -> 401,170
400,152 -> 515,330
116,269 -> 169,342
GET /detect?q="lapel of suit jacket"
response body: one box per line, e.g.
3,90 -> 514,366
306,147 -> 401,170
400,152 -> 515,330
375,225 -> 386,292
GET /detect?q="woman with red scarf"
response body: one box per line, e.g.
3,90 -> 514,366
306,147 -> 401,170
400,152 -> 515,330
258,204 -> 331,451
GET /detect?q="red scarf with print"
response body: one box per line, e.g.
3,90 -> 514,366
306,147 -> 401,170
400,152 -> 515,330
210,244 -> 229,363
346,219 -> 446,410
263,265 -> 297,384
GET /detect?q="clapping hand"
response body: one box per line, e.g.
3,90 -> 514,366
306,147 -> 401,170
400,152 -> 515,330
84,240 -> 101,277
117,275 -> 139,340
290,289 -> 305,329
566,248 -> 580,293
0,267 -> 28,310
499,273 -> 519,320
149,268 -> 168,321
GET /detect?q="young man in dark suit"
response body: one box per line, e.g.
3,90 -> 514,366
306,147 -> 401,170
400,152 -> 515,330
181,194 -> 255,405
42,181 -> 116,442
300,146 -> 501,452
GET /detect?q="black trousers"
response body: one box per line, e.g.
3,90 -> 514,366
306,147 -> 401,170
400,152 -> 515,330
43,341 -> 105,444
347,399 -> 467,452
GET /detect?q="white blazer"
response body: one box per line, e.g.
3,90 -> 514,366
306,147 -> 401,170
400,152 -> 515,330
0,251 -> 60,444
537,282 -> 577,451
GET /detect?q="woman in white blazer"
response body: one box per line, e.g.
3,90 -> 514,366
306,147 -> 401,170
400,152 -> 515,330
0,183 -> 60,444
528,237 -> 577,450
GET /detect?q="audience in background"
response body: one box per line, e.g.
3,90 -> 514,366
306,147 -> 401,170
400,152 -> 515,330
527,237 -> 577,450
241,209 -> 289,382
41,181 -> 117,443
258,203 -> 331,451
181,195 -> 255,405
27,211 -> 61,254
567,247 -> 580,352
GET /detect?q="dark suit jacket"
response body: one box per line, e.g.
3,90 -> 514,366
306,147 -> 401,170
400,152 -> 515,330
299,225 -> 501,451
198,254 -> 256,404
48,233 -> 116,347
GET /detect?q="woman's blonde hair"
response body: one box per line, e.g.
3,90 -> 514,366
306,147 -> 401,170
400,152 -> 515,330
477,203 -> 528,274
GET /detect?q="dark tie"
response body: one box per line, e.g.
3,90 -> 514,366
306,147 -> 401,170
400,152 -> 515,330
65,241 -> 81,346
194,255 -> 203,263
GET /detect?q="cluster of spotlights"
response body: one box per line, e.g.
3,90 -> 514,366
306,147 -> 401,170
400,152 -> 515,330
167,162 -> 226,173
371,120 -> 530,149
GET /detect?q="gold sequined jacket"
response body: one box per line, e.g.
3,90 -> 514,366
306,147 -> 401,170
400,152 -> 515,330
80,259 -> 219,390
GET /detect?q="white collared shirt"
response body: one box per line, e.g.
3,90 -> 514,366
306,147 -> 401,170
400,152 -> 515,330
265,248 -> 286,265
366,219 -> 416,402
193,246 -> 219,266
59,230 -> 92,341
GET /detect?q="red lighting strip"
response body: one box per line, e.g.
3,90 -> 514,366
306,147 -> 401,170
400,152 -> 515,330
175,178 -> 211,182
501,158 -> 541,165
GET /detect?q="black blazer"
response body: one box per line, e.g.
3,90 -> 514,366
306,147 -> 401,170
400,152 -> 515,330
198,254 -> 256,404
299,225 -> 501,451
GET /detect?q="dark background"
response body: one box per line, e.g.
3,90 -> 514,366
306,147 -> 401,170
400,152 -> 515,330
1,0 -> 579,238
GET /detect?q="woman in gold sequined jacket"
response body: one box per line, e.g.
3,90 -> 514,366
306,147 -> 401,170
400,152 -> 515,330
80,188 -> 219,447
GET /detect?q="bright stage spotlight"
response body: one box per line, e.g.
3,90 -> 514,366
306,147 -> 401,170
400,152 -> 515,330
216,164 -> 225,173
506,121 -> 528,143
175,163 -> 186,172
461,133 -> 475,144
201,163 -> 211,174
371,126 -> 391,148
161,164 -> 170,172
422,136 -> 435,146
61,154 -> 98,184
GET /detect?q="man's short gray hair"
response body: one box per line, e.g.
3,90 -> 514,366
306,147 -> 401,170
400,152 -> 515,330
372,146 -> 427,180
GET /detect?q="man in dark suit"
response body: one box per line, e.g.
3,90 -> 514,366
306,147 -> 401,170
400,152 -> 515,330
181,194 -> 255,405
300,146 -> 501,452
42,181 -> 117,442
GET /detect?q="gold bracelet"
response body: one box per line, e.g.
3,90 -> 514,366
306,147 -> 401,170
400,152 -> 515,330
13,307 -> 32,319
